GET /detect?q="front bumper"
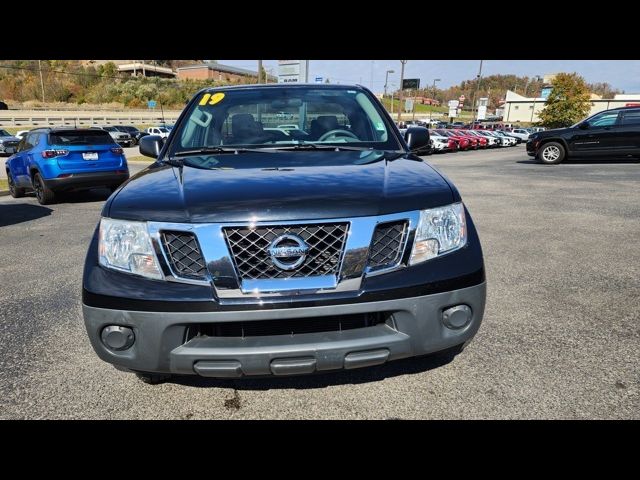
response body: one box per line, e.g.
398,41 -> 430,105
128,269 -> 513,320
83,282 -> 486,377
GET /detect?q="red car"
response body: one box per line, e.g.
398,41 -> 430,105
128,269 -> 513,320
435,129 -> 474,150
459,130 -> 489,148
445,129 -> 480,150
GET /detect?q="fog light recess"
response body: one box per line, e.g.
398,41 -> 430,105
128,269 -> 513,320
442,305 -> 472,330
101,325 -> 135,351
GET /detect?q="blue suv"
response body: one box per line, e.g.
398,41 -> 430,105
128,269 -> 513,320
5,127 -> 129,204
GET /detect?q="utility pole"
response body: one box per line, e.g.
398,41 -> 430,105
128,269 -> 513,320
429,78 -> 441,121
38,60 -> 45,103
370,61 -> 374,90
257,59 -> 263,83
471,60 -> 483,125
397,60 -> 407,122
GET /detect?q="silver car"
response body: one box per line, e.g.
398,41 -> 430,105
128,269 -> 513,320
0,128 -> 20,155
95,126 -> 133,147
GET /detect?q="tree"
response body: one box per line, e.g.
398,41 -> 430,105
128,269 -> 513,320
538,73 -> 591,128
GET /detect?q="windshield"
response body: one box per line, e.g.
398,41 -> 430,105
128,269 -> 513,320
171,86 -> 399,155
0,129 -> 11,136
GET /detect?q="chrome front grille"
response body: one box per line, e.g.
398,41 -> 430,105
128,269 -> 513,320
223,223 -> 349,280
368,220 -> 408,270
161,231 -> 207,280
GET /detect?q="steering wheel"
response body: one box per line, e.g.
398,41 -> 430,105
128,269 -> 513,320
318,129 -> 359,142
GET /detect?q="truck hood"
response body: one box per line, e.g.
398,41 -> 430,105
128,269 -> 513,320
107,150 -> 454,223
0,135 -> 19,142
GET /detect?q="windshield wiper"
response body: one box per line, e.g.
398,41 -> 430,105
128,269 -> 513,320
273,142 -> 390,152
171,146 -> 272,158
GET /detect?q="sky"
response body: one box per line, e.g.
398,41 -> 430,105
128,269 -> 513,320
219,60 -> 640,94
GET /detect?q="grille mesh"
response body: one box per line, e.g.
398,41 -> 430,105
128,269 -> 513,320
368,221 -> 408,270
223,223 -> 349,280
162,231 -> 207,279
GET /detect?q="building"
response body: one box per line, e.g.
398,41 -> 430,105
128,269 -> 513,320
502,90 -> 640,123
116,62 -> 176,78
177,61 -> 276,82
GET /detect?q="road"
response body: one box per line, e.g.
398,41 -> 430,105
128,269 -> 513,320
1,147 -> 638,419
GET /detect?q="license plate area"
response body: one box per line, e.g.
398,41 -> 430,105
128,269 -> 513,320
82,152 -> 98,160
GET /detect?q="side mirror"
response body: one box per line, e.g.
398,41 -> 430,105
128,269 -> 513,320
405,126 -> 430,152
4,146 -> 16,155
578,122 -> 589,130
139,135 -> 164,158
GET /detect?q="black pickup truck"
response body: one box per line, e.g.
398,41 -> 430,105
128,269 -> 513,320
82,84 -> 486,383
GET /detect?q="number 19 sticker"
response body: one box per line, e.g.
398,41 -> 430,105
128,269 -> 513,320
199,92 -> 225,106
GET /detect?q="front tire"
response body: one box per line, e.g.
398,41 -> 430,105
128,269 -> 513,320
33,172 -> 56,205
7,172 -> 26,198
135,371 -> 172,385
537,142 -> 565,164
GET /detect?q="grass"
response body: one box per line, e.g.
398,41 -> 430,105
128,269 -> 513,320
127,155 -> 154,163
0,178 -> 8,191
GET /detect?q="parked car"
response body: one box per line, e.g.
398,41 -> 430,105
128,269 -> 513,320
474,130 -> 504,147
496,130 -> 523,144
4,127 -> 129,204
0,128 -> 20,156
82,83 -> 486,383
94,126 -> 133,147
147,126 -> 171,138
429,131 -> 457,153
113,125 -> 148,146
435,129 -> 472,150
0,100 -> 8,110
492,130 -> 517,146
508,128 -> 530,141
460,130 -> 491,148
15,130 -> 31,140
527,106 -> 640,164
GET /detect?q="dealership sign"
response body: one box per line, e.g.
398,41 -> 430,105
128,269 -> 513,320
278,60 -> 309,83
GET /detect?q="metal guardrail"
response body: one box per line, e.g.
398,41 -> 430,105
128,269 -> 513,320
0,114 -> 180,127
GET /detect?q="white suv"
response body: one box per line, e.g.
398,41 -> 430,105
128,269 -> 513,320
509,128 -> 530,141
147,126 -> 171,138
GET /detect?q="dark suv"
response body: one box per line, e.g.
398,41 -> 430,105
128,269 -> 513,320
114,125 -> 148,146
82,84 -> 486,383
527,107 -> 640,164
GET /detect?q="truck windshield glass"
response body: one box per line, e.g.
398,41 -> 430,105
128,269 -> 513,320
173,86 -> 399,154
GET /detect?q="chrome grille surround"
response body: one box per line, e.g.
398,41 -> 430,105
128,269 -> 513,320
146,210 -> 420,300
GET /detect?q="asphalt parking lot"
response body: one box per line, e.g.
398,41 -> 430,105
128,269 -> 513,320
1,146 -> 638,419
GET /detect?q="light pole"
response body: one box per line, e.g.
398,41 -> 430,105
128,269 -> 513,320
389,83 -> 396,115
471,60 -> 484,125
397,60 -> 407,122
384,69 -> 394,98
429,78 -> 441,121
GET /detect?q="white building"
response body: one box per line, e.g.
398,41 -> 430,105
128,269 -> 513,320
502,90 -> 640,123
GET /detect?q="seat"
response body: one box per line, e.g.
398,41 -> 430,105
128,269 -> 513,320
310,115 -> 340,139
231,113 -> 264,144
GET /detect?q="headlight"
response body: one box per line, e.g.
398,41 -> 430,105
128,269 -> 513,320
98,218 -> 163,280
410,202 -> 467,265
